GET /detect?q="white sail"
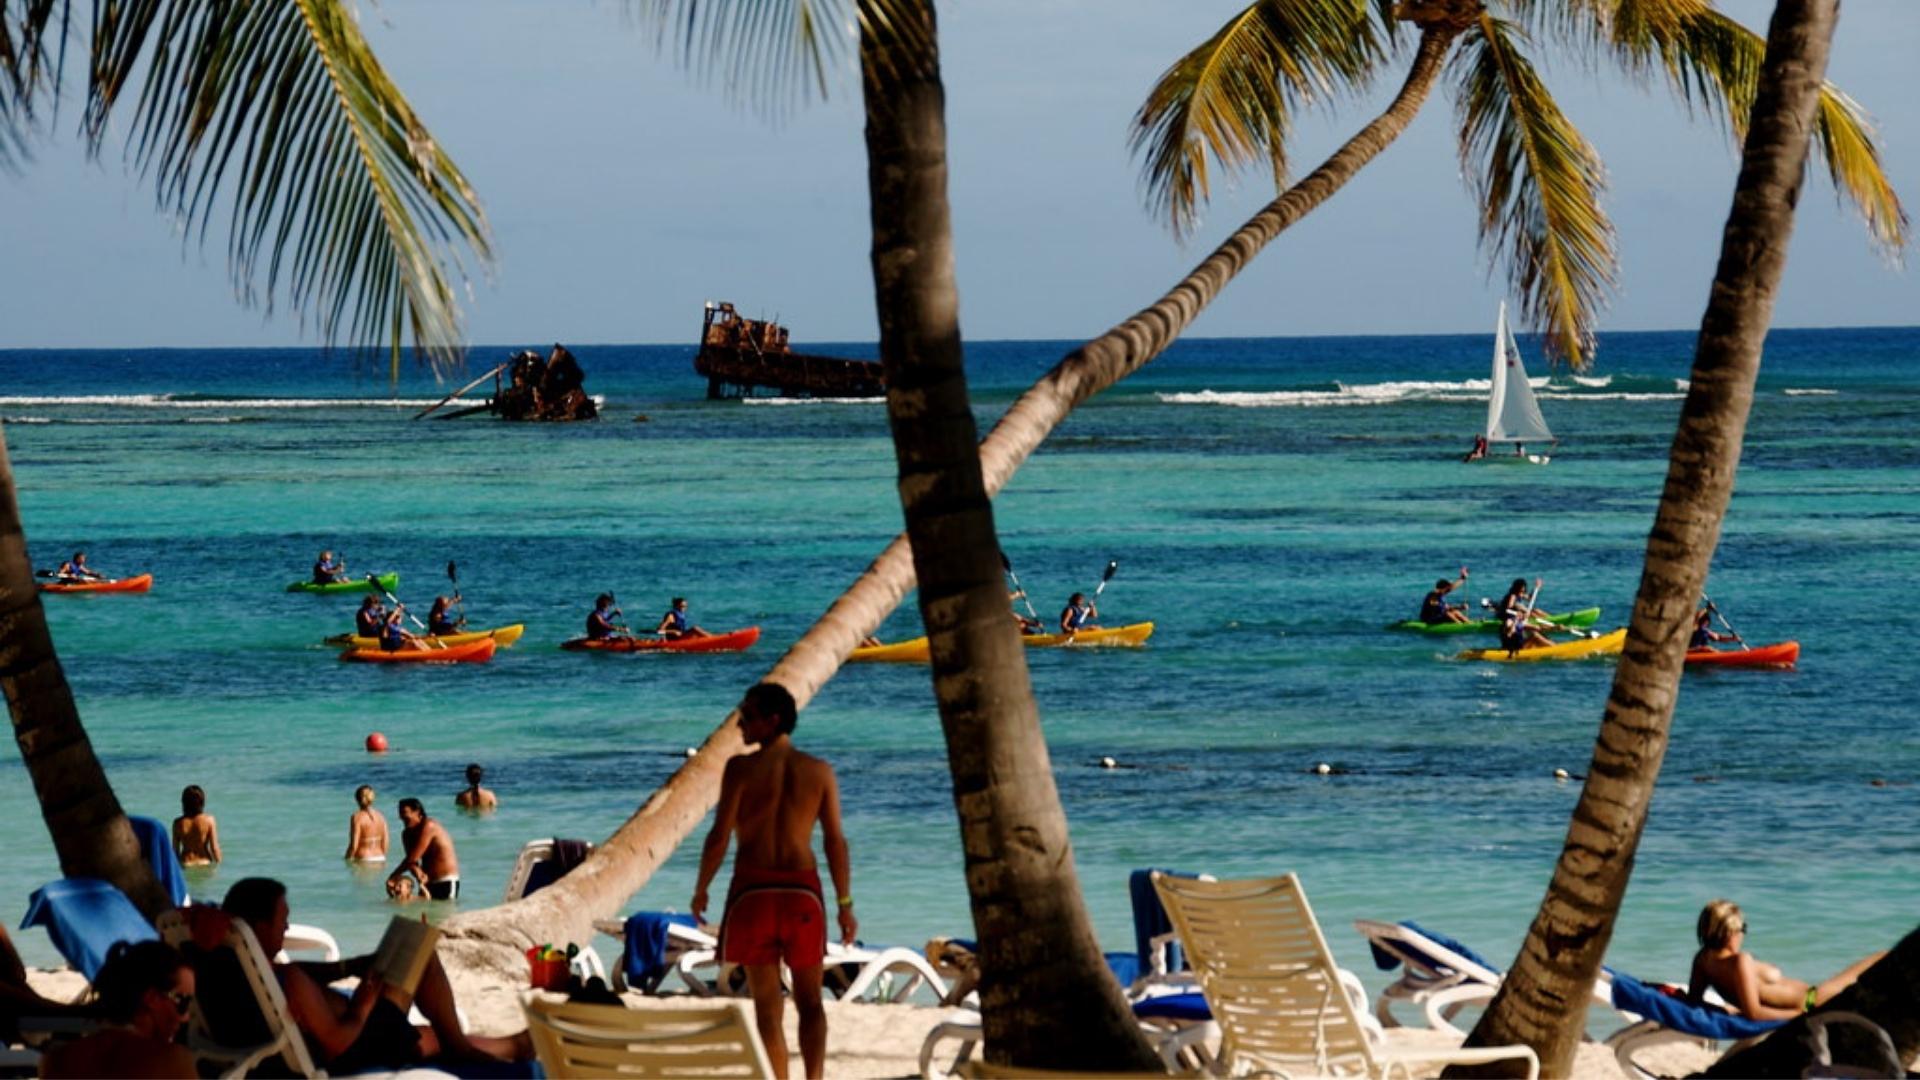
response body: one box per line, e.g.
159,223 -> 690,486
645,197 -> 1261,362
1484,302 -> 1553,444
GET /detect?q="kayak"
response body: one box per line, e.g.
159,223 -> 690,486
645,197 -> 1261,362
1686,641 -> 1799,668
326,624 -> 526,650
1388,607 -> 1601,634
39,573 -> 153,594
287,572 -> 399,595
851,622 -> 1156,663
1457,628 -> 1627,663
340,637 -> 497,664
560,626 -> 761,654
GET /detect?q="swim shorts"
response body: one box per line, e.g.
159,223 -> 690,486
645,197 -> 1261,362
719,866 -> 826,969
425,877 -> 460,900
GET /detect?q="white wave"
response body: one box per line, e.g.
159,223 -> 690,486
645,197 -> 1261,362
740,396 -> 885,406
1,416 -> 52,424
1783,388 -> 1838,396
183,416 -> 252,423
1675,378 -> 1691,391
1159,377 -> 1552,408
0,394 -> 482,409
1571,375 -> 1612,388
1536,391 -> 1685,401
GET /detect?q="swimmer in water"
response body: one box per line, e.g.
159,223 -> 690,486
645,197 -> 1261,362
345,785 -> 389,862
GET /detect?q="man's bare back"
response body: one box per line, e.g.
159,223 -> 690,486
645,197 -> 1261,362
404,820 -> 458,880
726,741 -> 832,872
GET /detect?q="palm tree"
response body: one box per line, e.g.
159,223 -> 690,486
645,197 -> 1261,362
1455,0 -> 1862,1072
1,0 -> 489,916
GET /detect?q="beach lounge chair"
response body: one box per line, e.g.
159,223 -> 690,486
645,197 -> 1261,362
503,838 -> 594,903
1602,971 -> 1900,1080
523,996 -> 773,1078
18,878 -> 159,982
157,909 -> 322,1079
1153,872 -> 1539,1078
595,912 -> 948,1004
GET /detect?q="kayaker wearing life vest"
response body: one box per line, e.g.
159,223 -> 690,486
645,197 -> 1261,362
380,605 -> 423,652
313,550 -> 348,585
657,597 -> 710,640
428,596 -> 464,637
1691,609 -> 1741,650
354,595 -> 387,637
1060,593 -> 1099,634
1498,578 -> 1555,654
586,594 -> 627,642
57,551 -> 105,582
1494,577 -> 1558,625
1419,567 -> 1471,624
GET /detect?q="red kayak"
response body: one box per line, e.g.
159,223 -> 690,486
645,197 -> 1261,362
39,573 -> 153,594
560,626 -> 761,654
340,638 -> 497,664
1685,641 -> 1799,668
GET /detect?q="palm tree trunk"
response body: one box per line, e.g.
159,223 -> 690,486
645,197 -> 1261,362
1454,2 -> 1841,1075
1704,923 -> 1920,1077
1,425 -> 168,917
440,20 -> 1457,978
857,1 -> 1161,1069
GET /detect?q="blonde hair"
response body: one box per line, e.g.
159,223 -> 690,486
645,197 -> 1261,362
1697,899 -> 1744,949
355,785 -> 375,809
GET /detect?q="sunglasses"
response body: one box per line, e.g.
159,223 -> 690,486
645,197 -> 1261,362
169,991 -> 194,1013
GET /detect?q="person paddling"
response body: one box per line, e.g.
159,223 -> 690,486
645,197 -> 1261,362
313,550 -> 348,585
1419,567 -> 1471,624
1499,578 -> 1555,654
1059,592 -> 1099,634
656,597 -> 710,640
380,605 -> 424,652
56,551 -> 105,583
427,596 -> 464,637
1690,608 -> 1742,651
354,595 -> 387,638
586,594 -> 628,642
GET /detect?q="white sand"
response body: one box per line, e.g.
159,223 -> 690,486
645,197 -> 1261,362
30,963 -> 1721,1078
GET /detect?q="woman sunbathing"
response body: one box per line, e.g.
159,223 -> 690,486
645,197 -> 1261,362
1688,899 -> 1883,1019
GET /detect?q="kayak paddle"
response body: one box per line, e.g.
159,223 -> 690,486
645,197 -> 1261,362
1702,595 -> 1746,644
446,560 -> 469,629
1092,559 -> 1120,600
998,552 -> 1043,625
369,574 -> 443,649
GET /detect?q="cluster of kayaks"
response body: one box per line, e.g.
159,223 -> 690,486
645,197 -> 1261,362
850,622 -> 1156,663
38,573 -> 153,594
1411,608 -> 1799,668
1388,607 -> 1601,634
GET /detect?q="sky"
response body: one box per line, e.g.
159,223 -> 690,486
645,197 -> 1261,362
2,1 -> 1915,351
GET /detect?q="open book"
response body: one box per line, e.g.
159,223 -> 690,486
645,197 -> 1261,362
370,916 -> 441,997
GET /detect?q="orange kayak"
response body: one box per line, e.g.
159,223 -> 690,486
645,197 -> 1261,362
340,638 -> 497,664
1685,641 -> 1799,668
560,626 -> 761,654
39,574 -> 153,594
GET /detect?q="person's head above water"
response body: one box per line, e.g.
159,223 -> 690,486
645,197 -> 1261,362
464,763 -> 484,787
180,784 -> 205,817
397,797 -> 425,826
740,682 -> 797,738
355,784 -> 375,809
1696,898 -> 1746,949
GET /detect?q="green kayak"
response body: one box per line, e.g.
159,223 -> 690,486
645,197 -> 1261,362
1387,606 -> 1601,635
285,572 -> 399,595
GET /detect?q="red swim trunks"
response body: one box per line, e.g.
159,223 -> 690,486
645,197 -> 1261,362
719,866 -> 826,969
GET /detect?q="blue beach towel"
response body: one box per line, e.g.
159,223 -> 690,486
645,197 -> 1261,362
1130,868 -> 1196,975
1608,971 -> 1783,1041
1132,991 -> 1211,1022
20,878 -> 159,981
1368,920 -> 1501,976
128,815 -> 190,908
621,912 -> 699,993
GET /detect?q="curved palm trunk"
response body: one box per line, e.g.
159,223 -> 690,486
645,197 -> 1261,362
1,426 -> 168,917
1455,2 -> 1841,1075
440,23 -> 1457,976
858,2 -> 1159,1069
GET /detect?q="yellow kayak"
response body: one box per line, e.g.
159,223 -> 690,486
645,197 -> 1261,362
327,624 -> 526,650
1457,628 -> 1626,663
851,622 -> 1156,663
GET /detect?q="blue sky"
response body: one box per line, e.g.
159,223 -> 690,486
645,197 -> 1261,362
3,1 -> 1914,351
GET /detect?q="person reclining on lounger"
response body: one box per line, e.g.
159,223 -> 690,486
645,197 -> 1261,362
1420,568 -> 1471,624
1688,899 -> 1884,1020
691,682 -> 856,1080
207,878 -> 529,1072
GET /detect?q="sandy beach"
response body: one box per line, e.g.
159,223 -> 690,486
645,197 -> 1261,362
28,963 -> 1726,1078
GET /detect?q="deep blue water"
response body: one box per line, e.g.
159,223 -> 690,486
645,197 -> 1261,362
2,325 -> 1915,1001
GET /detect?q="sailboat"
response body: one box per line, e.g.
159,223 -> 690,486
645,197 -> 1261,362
1470,301 -> 1555,464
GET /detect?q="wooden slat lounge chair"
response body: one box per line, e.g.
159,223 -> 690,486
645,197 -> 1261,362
1152,872 -> 1539,1079
524,996 -> 773,1078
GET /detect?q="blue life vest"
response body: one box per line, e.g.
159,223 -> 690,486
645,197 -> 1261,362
1065,604 -> 1092,630
1420,592 -> 1450,623
379,619 -> 407,650
665,609 -> 690,633
588,610 -> 616,640
1690,627 -> 1714,649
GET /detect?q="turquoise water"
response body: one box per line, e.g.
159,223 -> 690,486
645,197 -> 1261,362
3,327 -> 1916,1002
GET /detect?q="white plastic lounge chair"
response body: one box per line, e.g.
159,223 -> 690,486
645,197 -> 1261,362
276,923 -> 341,964
503,839 -> 606,984
1603,971 -> 1901,1080
1153,872 -> 1540,1079
157,909 -> 322,1079
524,996 -> 773,1078
594,913 -> 947,1004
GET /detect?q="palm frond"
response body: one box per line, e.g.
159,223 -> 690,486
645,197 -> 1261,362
85,0 -> 491,377
1455,13 -> 1615,368
0,0 -> 67,168
622,0 -> 908,112
1130,0 -> 1384,238
1604,2 -> 1906,254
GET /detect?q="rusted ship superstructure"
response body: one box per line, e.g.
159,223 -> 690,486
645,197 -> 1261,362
414,344 -> 599,422
694,301 -> 884,400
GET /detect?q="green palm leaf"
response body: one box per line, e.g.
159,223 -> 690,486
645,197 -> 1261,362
1130,0 -> 1384,238
84,0 -> 491,377
1455,13 -> 1615,368
0,0 -> 64,168
1600,1 -> 1906,253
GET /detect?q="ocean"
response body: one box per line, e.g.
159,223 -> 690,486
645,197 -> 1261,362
2,325 -> 1915,1002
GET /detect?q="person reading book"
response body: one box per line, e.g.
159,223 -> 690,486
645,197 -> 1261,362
213,878 -> 529,1071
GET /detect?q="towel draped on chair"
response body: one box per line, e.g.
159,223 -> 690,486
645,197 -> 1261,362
20,879 -> 159,981
621,912 -> 699,993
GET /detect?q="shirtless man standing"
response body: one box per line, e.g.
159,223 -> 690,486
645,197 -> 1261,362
389,799 -> 460,900
172,785 -> 222,866
345,786 -> 389,862
453,764 -> 498,812
691,682 -> 854,1080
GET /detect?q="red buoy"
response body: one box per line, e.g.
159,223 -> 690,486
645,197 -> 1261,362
365,732 -> 389,753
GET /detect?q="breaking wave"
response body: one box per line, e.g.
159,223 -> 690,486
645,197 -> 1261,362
1156,373 -> 1688,408
0,394 -> 478,409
